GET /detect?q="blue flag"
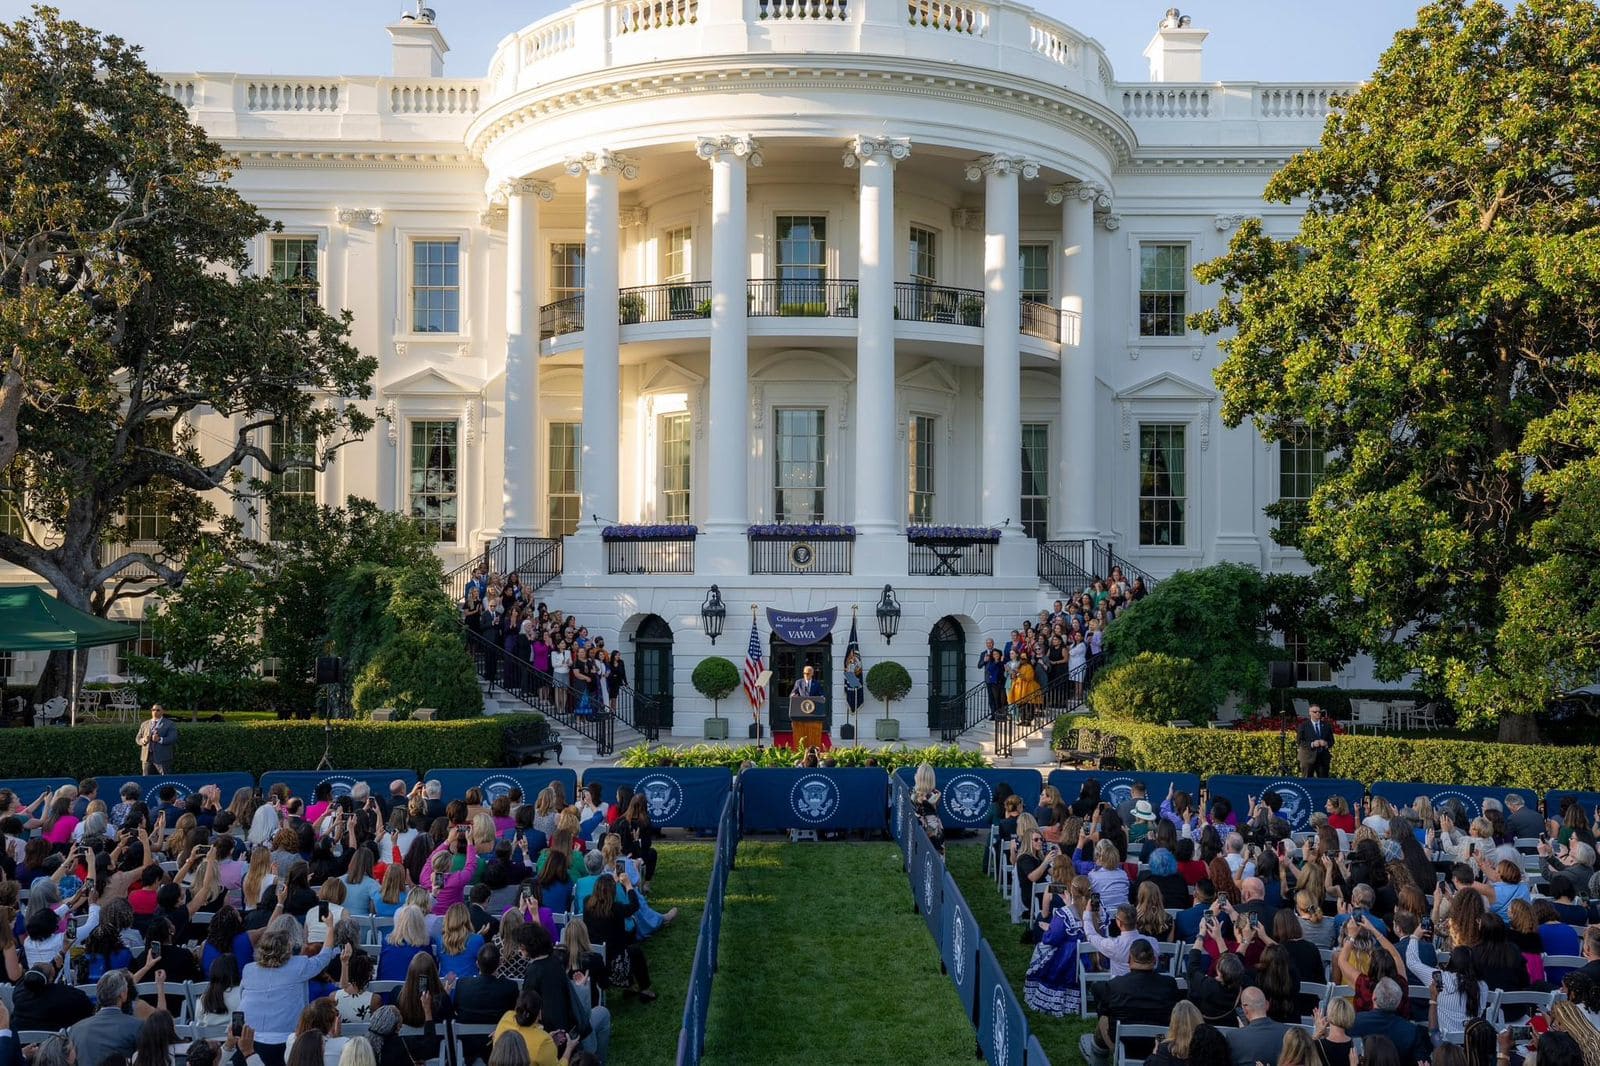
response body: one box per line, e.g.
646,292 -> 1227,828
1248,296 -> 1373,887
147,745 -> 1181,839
844,610 -> 864,716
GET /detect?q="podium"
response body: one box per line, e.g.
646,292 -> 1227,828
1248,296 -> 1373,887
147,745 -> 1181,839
788,693 -> 828,751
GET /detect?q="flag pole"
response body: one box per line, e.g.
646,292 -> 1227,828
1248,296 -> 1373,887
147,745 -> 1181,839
751,604 -> 762,754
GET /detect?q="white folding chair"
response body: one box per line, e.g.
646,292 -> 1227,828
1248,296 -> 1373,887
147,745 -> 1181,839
34,697 -> 68,726
1113,1022 -> 1169,1066
1492,989 -> 1552,1024
449,1022 -> 499,1066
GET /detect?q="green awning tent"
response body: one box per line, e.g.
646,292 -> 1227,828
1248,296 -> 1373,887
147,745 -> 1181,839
0,585 -> 139,725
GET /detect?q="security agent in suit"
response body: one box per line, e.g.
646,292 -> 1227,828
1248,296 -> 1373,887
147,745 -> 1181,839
1295,704 -> 1334,778
1078,939 -> 1182,1066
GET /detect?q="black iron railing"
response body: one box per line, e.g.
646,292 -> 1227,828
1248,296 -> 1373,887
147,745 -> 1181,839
938,651 -> 1104,756
907,539 -> 995,576
539,295 -> 584,340
618,282 -> 713,325
748,534 -> 854,575
1089,540 -> 1159,592
1037,540 -> 1094,600
893,282 -> 984,326
605,537 -> 696,575
443,537 -> 563,606
1020,299 -> 1060,342
460,623 -> 616,754
745,278 -> 858,318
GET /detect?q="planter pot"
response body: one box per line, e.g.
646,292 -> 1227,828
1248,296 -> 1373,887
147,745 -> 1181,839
703,717 -> 729,740
748,722 -> 764,739
875,718 -> 901,741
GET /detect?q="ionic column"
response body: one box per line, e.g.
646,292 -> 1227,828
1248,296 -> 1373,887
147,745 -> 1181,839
564,150 -> 636,531
1048,180 -> 1105,542
966,154 -> 1037,532
500,177 -> 554,537
845,135 -> 910,535
695,135 -> 762,535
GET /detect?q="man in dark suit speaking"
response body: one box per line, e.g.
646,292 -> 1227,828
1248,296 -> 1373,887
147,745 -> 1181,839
1296,703 -> 1334,778
791,664 -> 822,698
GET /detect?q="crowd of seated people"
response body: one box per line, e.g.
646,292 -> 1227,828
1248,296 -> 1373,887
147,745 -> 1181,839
973,569 -> 1147,721
982,776 -> 1600,1066
0,773 -> 685,1066
460,573 -> 626,719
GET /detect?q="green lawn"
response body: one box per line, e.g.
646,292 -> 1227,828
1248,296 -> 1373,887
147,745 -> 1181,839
607,842 -> 714,1065
948,841 -> 1095,1065
700,841 -> 977,1065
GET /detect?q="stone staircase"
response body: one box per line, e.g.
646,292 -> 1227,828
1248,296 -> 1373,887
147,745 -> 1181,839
477,679 -> 646,769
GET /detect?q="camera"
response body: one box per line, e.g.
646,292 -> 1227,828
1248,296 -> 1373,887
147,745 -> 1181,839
1089,891 -> 1101,908
150,942 -> 162,960
318,901 -> 330,920
231,1011 -> 246,1038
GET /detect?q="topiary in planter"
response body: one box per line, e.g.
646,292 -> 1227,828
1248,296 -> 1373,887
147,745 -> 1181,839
866,661 -> 913,726
692,657 -> 741,739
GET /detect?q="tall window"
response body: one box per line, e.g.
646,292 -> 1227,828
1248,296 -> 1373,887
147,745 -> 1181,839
1139,423 -> 1186,546
123,488 -> 170,543
1021,423 -> 1049,540
550,243 -> 585,300
775,216 -> 826,305
1277,426 -> 1327,537
117,617 -> 162,675
408,421 -> 459,543
0,651 -> 12,680
269,236 -> 319,316
269,421 -> 318,535
548,422 -> 582,537
1284,630 -> 1332,684
663,227 -> 691,283
1138,243 -> 1188,337
659,412 -> 691,523
907,414 -> 936,525
410,239 -> 460,334
0,465 -> 24,538
909,227 -> 937,286
1019,243 -> 1050,303
773,408 -> 825,523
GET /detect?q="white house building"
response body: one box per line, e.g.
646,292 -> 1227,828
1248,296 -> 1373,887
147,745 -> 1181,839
2,1 -> 1362,745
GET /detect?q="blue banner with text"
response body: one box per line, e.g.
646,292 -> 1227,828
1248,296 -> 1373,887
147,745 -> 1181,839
582,768 -> 733,831
895,768 -> 1042,829
1203,774 -> 1365,832
1047,771 -> 1202,815
1369,781 -> 1538,823
740,768 -> 887,832
259,769 -> 417,802
423,768 -> 577,804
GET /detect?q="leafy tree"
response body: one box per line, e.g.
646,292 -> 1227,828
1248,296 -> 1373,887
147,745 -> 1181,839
350,630 -> 482,720
1089,652 -> 1210,725
866,661 -> 912,721
1192,0 -> 1600,739
1103,563 -> 1281,714
0,8 -> 375,695
691,657 -> 741,721
132,547 -> 263,713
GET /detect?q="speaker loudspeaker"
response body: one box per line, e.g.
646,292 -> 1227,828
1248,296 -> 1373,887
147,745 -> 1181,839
1268,661 -> 1296,690
316,656 -> 344,685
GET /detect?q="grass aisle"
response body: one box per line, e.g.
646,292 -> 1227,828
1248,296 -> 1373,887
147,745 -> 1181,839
700,841 -> 975,1066
947,842 -> 1095,1064
607,842 -> 714,1065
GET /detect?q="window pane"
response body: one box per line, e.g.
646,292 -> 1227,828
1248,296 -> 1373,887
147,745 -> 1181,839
0,465 -> 24,538
411,240 -> 461,334
1277,425 -> 1327,537
908,414 -> 936,525
909,227 -> 937,285
775,216 -> 827,304
550,243 -> 586,300
408,421 -> 458,542
664,228 -> 691,284
659,412 -> 691,523
548,422 -> 582,537
269,421 -> 318,536
1021,422 -> 1049,540
270,237 -> 319,317
1019,244 -> 1050,303
1138,423 -> 1186,546
1285,629 -> 1333,684
773,408 -> 825,523
1138,243 -> 1188,337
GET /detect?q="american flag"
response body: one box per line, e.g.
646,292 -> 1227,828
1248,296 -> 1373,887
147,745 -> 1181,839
742,615 -> 766,711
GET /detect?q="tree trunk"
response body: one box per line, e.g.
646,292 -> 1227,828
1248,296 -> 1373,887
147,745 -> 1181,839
1496,713 -> 1541,745
0,363 -> 21,477
36,648 -> 85,707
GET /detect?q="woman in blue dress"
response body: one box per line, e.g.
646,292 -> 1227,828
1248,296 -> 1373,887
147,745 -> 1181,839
1024,870 -> 1087,1017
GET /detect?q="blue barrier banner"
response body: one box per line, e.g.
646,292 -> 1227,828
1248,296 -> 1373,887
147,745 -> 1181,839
1545,791 -> 1600,823
1027,1034 -> 1052,1066
1204,774 -> 1364,832
101,773 -> 256,804
1047,770 -> 1201,813
0,778 -> 74,803
894,768 -> 1043,830
583,768 -> 733,831
941,869 -> 980,1023
1370,781 -> 1538,823
739,767 -> 887,832
259,769 -> 417,801
917,830 -> 943,939
889,777 -> 909,854
977,939 -> 1027,1066
423,768 -> 577,804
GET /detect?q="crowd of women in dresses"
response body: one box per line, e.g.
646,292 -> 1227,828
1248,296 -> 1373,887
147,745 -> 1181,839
462,570 -> 625,717
980,571 -> 1147,718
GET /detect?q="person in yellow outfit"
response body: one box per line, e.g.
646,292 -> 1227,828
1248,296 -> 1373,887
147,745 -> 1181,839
1009,651 -> 1043,724
491,986 -> 569,1066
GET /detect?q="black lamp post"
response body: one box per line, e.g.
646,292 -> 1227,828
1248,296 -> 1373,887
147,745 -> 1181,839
700,585 -> 727,643
875,584 -> 902,644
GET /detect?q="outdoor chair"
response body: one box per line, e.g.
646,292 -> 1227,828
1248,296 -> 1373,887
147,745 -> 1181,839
34,697 -> 68,725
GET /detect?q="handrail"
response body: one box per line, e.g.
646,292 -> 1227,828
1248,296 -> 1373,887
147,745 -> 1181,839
892,281 -> 983,326
1089,540 -> 1157,592
444,537 -> 564,606
746,278 -> 858,317
458,622 -> 615,754
938,649 -> 1104,754
1037,540 -> 1094,599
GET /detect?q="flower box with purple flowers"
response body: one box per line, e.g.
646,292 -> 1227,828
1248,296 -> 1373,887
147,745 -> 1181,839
746,523 -> 857,539
905,525 -> 1002,544
600,524 -> 699,541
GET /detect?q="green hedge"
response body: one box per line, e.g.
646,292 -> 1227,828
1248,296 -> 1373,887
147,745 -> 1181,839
616,743 -> 989,770
1075,718 -> 1600,795
0,714 -> 543,778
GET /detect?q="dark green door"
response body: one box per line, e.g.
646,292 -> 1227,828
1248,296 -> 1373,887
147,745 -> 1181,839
769,635 -> 832,732
927,616 -> 966,732
633,615 -> 674,728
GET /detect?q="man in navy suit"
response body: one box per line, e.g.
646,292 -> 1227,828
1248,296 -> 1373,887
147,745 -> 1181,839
1295,703 -> 1335,778
791,665 -> 822,698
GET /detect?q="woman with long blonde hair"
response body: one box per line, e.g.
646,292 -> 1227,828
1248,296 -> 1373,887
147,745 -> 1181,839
435,902 -> 484,982
242,847 -> 277,914
1146,1001 -> 1202,1066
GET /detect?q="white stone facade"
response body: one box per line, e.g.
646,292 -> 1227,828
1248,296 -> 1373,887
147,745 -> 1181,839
1,2 -> 1373,735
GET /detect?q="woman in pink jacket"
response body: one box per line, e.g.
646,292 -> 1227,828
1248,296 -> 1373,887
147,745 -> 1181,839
425,829 -> 480,915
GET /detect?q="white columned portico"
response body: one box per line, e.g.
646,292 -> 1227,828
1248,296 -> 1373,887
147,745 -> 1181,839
500,177 -> 554,537
565,150 -> 635,541
696,135 -> 761,557
967,154 -> 1036,536
846,135 -> 910,546
1049,180 -> 1104,543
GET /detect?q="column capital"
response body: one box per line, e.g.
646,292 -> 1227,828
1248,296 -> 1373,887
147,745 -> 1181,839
564,150 -> 638,180
335,207 -> 383,228
964,154 -> 1040,182
842,135 -> 911,169
1046,181 -> 1111,210
695,134 -> 764,166
494,177 -> 556,203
